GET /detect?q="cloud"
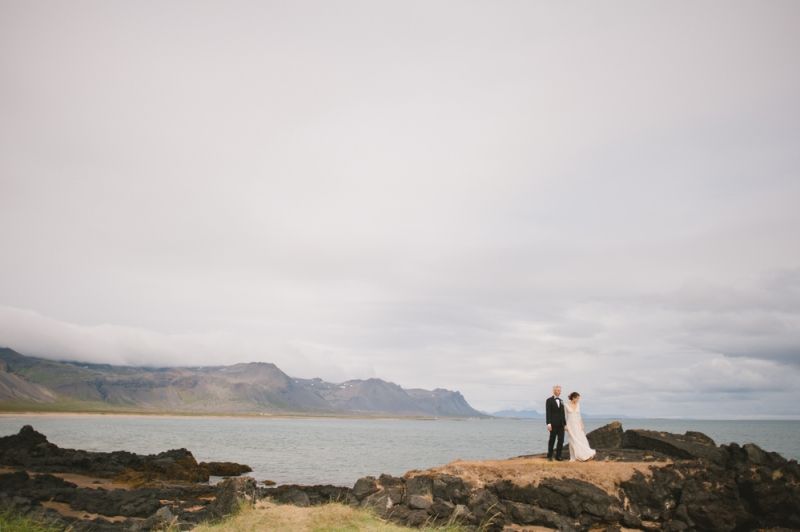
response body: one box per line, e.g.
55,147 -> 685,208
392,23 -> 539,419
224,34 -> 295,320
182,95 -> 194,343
1,0 -> 799,417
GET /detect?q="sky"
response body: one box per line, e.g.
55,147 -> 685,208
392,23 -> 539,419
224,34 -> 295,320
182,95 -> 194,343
1,1 -> 799,418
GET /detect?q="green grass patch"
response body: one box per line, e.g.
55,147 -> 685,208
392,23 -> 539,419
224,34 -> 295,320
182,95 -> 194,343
0,509 -> 63,532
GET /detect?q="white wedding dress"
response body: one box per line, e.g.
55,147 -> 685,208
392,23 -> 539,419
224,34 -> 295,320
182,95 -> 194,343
565,402 -> 596,461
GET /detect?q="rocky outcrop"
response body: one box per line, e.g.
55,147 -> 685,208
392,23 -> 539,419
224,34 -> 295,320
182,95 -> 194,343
0,425 -> 250,484
199,461 -> 253,477
207,477 -> 257,519
259,422 -> 800,531
0,426 -> 257,531
586,420 -> 624,449
261,483 -> 354,507
623,428 -> 726,464
0,469 -> 221,530
4,423 -> 799,531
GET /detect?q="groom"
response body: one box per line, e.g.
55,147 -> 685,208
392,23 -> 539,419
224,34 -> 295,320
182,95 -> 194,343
545,384 -> 566,461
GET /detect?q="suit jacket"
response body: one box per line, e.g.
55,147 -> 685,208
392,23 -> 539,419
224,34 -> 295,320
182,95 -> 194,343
546,396 -> 566,427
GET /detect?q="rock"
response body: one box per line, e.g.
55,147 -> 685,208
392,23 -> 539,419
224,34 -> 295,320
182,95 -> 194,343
378,473 -> 404,487
261,484 -> 352,506
406,475 -> 433,497
451,503 -> 476,524
361,490 -> 393,518
208,476 -> 256,519
385,503 -> 411,523
122,448 -> 209,483
429,498 -> 454,518
506,501 -> 577,530
622,429 -> 725,464
406,509 -> 430,527
144,506 -> 175,528
200,461 -> 252,477
269,486 -> 311,507
432,473 -> 469,504
377,474 -> 405,505
492,477 -> 622,525
352,476 -> 379,500
0,425 -> 211,483
468,488 -> 505,530
586,421 -> 624,449
407,494 -> 432,510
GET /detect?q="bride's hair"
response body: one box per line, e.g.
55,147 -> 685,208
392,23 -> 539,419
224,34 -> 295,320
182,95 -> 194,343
568,392 -> 580,400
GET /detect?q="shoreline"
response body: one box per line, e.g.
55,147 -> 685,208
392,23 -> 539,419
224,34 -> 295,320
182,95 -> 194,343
0,410 -> 484,421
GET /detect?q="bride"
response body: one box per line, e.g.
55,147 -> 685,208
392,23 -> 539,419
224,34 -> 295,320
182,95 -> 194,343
565,392 -> 596,461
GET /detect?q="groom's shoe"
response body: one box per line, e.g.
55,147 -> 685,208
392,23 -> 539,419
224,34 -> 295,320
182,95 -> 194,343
547,456 -> 553,462
555,456 -> 565,461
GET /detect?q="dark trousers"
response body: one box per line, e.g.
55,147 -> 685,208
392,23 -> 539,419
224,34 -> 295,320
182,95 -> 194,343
548,425 -> 565,458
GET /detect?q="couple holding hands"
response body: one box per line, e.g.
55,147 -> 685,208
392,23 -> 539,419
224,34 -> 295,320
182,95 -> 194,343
545,384 -> 596,462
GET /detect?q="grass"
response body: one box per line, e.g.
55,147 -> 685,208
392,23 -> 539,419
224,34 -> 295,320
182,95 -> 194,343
0,509 -> 63,532
190,501 -> 466,532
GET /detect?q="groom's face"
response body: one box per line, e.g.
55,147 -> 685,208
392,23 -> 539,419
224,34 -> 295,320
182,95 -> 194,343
553,386 -> 561,397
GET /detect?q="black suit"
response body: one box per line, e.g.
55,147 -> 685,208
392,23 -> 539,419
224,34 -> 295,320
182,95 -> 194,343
545,395 -> 566,459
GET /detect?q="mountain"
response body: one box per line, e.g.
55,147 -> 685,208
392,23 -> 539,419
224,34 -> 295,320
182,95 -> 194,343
490,409 -> 544,419
0,347 -> 485,417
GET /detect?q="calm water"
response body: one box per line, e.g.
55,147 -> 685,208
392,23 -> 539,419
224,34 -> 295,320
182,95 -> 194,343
0,416 -> 797,487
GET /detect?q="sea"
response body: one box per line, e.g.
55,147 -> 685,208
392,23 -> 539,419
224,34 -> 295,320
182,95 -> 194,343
1,415 -> 797,487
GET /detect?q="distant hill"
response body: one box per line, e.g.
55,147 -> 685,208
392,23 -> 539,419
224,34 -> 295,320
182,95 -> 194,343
491,409 -> 544,419
0,347 -> 485,417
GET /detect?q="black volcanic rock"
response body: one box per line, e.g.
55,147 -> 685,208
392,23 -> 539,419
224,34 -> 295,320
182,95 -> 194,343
208,477 -> 257,519
262,483 -> 353,506
0,425 -> 249,484
4,423 -> 799,531
300,423 -> 800,531
586,420 -> 624,449
623,428 -> 726,463
200,461 -> 253,477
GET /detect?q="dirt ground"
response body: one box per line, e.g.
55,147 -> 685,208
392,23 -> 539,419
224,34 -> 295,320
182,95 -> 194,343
409,455 -> 666,495
0,465 -> 133,490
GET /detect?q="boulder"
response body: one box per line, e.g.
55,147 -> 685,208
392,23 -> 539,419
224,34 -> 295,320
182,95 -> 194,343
406,509 -> 430,527
352,476 -> 379,501
450,503 -> 476,524
267,486 -> 311,507
407,494 -> 432,510
586,421 -> 624,449
623,429 -> 725,464
262,484 -> 352,506
142,506 -> 175,529
468,488 -> 505,530
429,498 -> 454,518
377,474 -> 405,505
0,425 -> 211,483
405,475 -> 433,497
432,473 -> 469,504
207,476 -> 257,519
507,501 -> 577,530
200,461 -> 252,477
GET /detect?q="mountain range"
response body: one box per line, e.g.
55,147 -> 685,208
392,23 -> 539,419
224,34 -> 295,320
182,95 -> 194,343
0,347 -> 485,417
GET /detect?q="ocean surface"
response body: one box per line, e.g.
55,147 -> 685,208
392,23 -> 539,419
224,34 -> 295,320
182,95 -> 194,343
1,415 -> 797,487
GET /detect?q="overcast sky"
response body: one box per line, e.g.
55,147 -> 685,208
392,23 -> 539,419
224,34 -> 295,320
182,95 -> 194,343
1,1 -> 799,417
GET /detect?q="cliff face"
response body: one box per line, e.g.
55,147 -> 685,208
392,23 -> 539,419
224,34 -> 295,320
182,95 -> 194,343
0,347 -> 485,417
